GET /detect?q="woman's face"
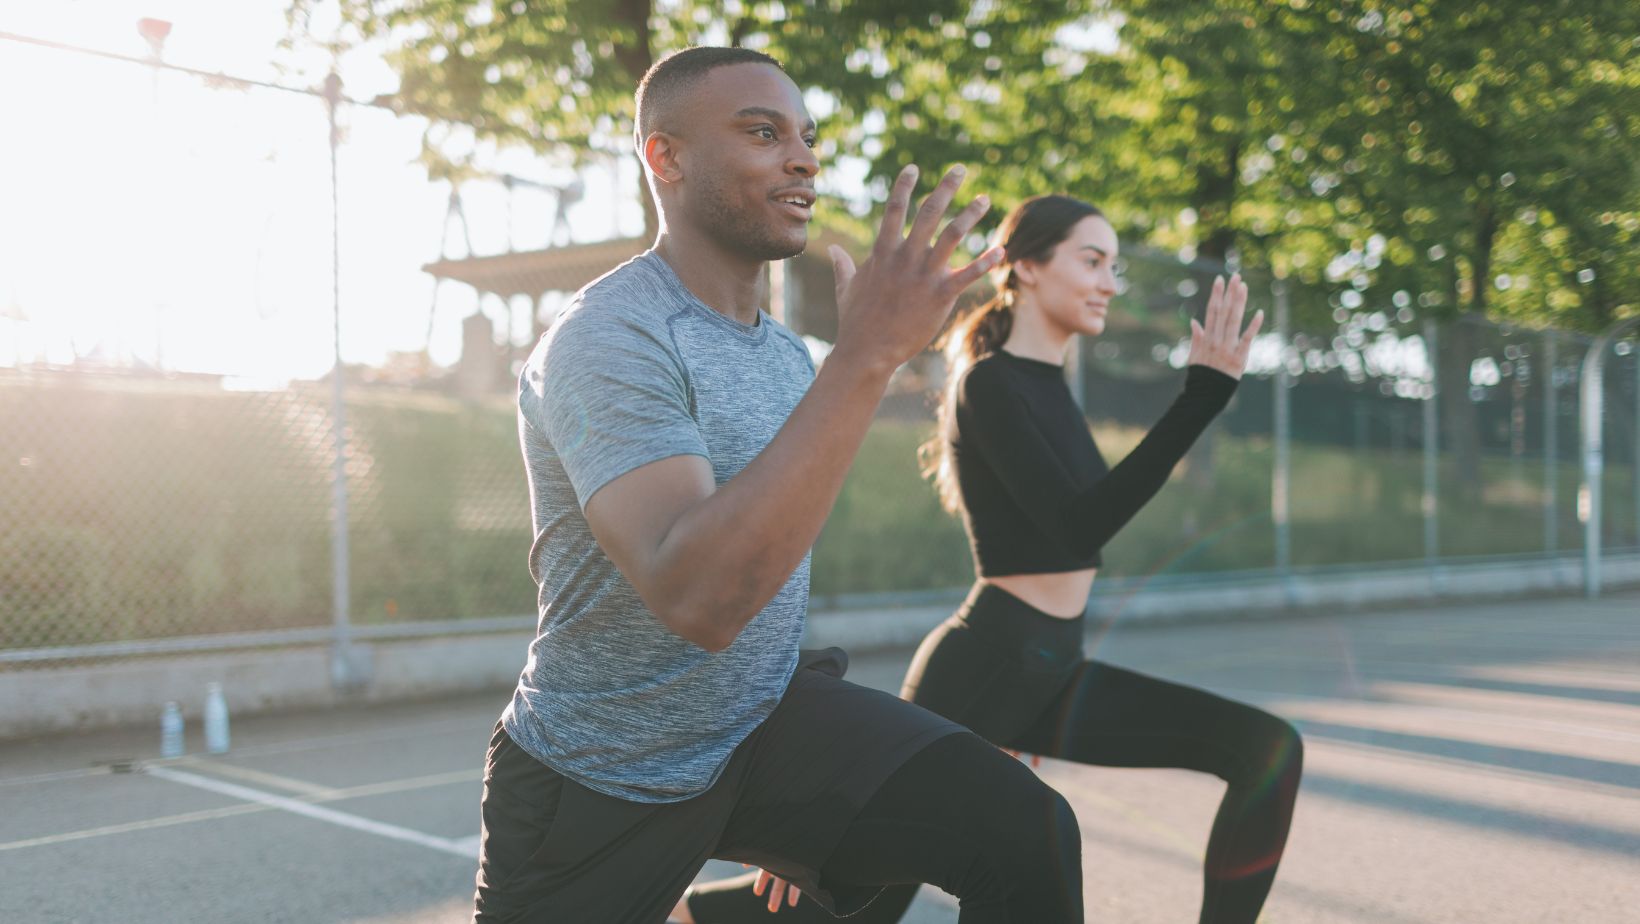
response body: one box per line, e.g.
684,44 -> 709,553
1015,214 -> 1120,337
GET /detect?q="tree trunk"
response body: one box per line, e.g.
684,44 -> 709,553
1437,314 -> 1484,502
1437,196 -> 1500,503
611,0 -> 658,238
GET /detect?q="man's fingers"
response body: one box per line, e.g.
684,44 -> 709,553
930,194 -> 991,268
906,165 -> 967,249
766,879 -> 786,913
789,885 -> 802,907
828,245 -> 857,302
944,245 -> 1006,293
753,869 -> 770,895
872,165 -> 919,258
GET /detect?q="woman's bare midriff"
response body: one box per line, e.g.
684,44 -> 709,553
986,568 -> 1098,619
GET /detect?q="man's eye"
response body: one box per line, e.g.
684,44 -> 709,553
756,127 -> 777,140
803,136 -> 817,148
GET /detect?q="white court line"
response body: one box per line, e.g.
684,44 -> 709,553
0,802 -> 269,853
0,715 -> 482,790
147,766 -> 477,859
451,834 -> 482,856
175,757 -> 340,799
0,767 -> 479,854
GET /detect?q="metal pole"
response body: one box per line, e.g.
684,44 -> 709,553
1579,317 -> 1640,597
1633,345 -> 1639,550
1581,342 -> 1605,598
1543,332 -> 1557,555
1423,322 -> 1440,576
1272,281 -> 1291,579
138,18 -> 169,371
325,73 -> 367,689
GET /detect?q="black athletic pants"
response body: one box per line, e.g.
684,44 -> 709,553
472,649 -> 1083,923
687,584 -> 1303,923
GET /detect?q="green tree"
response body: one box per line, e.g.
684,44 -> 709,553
1259,0 -> 1640,489
289,0 -> 1098,237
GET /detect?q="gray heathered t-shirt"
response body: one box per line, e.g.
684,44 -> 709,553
503,250 -> 817,804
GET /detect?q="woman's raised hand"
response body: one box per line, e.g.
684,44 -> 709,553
1187,273 -> 1263,380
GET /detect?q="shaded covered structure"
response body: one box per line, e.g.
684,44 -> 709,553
422,233 -> 852,395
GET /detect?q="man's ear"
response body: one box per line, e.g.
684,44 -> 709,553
641,132 -> 683,185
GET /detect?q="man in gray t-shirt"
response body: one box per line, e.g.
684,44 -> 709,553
472,46 -> 1084,923
507,248 -> 818,802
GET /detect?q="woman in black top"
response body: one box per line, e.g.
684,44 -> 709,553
677,196 -> 1302,924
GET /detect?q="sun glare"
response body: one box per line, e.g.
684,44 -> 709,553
1,1 -> 634,381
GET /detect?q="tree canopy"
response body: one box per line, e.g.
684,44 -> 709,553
291,0 -> 1640,333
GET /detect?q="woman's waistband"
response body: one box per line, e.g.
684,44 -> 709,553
955,581 -> 1086,649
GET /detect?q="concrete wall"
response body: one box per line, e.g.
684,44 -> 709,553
0,631 -> 531,740
5,553 -> 1638,740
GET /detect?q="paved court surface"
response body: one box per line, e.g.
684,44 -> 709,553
3,591 -> 1637,923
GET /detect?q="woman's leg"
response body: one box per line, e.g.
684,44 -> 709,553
1009,660 -> 1303,924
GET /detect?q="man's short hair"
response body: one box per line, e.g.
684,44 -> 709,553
635,46 -> 784,142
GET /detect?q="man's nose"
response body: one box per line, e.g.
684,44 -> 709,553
787,141 -> 819,178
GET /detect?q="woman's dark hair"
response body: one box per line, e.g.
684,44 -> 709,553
920,194 -> 1105,514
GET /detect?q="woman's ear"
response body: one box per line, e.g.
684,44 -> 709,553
1012,259 -> 1038,290
641,132 -> 683,185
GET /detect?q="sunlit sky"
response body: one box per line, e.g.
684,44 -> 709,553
4,4 -> 1289,389
0,0 -> 647,381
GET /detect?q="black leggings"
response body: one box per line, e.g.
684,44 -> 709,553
688,583 -> 1303,924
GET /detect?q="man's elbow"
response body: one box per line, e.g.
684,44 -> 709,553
652,598 -> 740,653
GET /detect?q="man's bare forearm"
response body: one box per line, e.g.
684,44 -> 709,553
618,166 -> 993,650
646,349 -> 895,649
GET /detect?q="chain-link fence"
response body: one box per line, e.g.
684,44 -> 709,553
3,36 -> 1637,672
1076,249 -> 1638,586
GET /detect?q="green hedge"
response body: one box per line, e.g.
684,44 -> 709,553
2,378 -> 1633,650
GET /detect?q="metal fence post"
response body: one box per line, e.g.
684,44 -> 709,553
1578,318 -> 1640,597
1272,281 -> 1291,582
1544,332 -> 1558,555
1423,321 -> 1440,579
325,73 -> 368,690
1581,342 -> 1605,598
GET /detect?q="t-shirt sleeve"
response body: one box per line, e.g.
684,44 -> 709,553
961,362 -> 1238,560
522,307 -> 709,509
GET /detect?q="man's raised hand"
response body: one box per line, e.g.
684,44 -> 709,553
828,164 -> 1001,373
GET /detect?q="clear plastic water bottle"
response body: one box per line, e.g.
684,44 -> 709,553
203,682 -> 230,754
160,701 -> 184,758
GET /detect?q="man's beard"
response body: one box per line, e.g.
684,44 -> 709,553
693,172 -> 807,262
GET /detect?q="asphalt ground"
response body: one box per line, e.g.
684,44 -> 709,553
3,591 -> 1637,923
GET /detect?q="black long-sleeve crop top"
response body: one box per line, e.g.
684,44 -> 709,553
948,350 -> 1238,576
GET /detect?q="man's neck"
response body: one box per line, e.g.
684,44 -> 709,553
653,229 -> 767,327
